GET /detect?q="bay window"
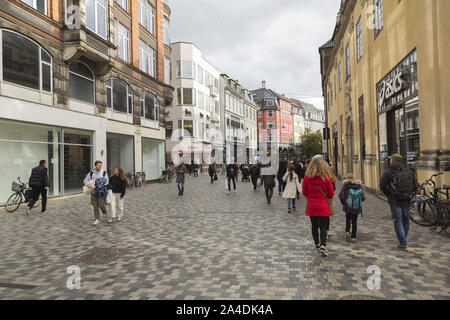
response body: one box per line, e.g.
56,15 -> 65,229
21,0 -> 47,15
86,0 -> 107,39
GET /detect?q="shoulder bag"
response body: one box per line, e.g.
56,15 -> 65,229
317,184 -> 334,216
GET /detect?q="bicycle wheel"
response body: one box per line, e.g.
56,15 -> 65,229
6,192 -> 22,213
410,200 -> 435,226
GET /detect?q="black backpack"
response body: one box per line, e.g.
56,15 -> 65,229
390,167 -> 415,201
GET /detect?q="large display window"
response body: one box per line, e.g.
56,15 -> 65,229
142,138 -> 165,180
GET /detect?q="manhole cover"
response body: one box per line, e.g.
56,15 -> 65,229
338,295 -> 385,300
68,248 -> 130,265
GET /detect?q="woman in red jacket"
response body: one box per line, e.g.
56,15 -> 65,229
302,156 -> 335,257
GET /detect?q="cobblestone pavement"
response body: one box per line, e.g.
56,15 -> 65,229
0,174 -> 449,300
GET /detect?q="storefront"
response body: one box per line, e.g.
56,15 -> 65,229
377,50 -> 419,175
106,133 -> 134,177
0,119 -> 93,204
142,138 -> 165,181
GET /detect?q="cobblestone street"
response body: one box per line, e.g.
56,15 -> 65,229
0,174 -> 449,300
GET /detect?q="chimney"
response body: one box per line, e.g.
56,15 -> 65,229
262,80 -> 266,88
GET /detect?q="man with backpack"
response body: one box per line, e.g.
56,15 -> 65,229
27,159 -> 50,214
339,173 -> 365,242
380,153 -> 417,251
84,160 -> 109,226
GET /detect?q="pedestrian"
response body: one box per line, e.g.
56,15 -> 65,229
260,161 -> 276,205
380,153 -> 417,251
27,159 -> 49,214
250,162 -> 261,191
108,168 -> 127,223
234,162 -> 240,184
226,162 -> 238,194
277,160 -> 287,195
83,160 -> 109,226
339,173 -> 366,242
193,163 -> 199,177
294,158 -> 305,199
282,164 -> 302,214
302,156 -> 335,257
176,161 -> 187,196
208,163 -> 217,183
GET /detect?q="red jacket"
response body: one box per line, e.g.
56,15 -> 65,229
302,175 -> 335,217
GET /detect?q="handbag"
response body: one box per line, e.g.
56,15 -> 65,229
83,179 -> 95,195
214,174 -> 218,181
317,184 -> 334,216
105,189 -> 113,205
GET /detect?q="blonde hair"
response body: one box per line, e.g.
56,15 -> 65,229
306,158 -> 336,182
345,173 -> 354,181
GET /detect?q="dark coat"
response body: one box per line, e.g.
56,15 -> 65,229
380,162 -> 417,207
109,175 -> 127,197
277,162 -> 287,181
262,175 -> 276,189
29,165 -> 49,188
208,165 -> 216,176
226,164 -> 238,178
250,165 -> 261,179
176,164 -> 187,184
338,180 -> 365,214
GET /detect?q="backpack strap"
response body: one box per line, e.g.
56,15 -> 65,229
103,171 -> 107,177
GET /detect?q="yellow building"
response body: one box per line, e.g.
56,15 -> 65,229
319,0 -> 450,193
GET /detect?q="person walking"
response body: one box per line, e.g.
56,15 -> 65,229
108,168 -> 127,223
226,162 -> 238,194
208,163 -> 217,184
302,156 -> 335,257
339,173 -> 366,242
193,163 -> 199,177
294,159 -> 305,199
250,163 -> 261,191
176,162 -> 187,196
234,162 -> 240,184
27,159 -> 49,214
380,153 -> 417,251
282,164 -> 302,214
277,160 -> 287,195
84,160 -> 109,226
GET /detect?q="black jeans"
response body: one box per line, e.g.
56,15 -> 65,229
310,216 -> 329,247
227,176 -> 236,191
265,187 -> 274,204
278,180 -> 285,194
210,175 -> 214,183
28,187 -> 47,212
251,176 -> 258,190
346,213 -> 358,238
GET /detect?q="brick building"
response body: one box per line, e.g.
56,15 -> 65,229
0,0 -> 173,204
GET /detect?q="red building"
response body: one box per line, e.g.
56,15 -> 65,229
252,82 -> 295,159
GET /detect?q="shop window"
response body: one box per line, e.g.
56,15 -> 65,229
140,92 -> 159,121
1,30 -> 52,93
21,0 -> 47,15
106,78 -> 133,114
69,62 -> 95,104
86,0 -> 107,39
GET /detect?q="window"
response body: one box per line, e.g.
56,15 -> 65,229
163,17 -> 170,45
374,0 -> 384,37
21,0 -> 47,15
2,30 -> 52,92
356,16 -> 363,61
177,60 -> 194,78
338,62 -> 342,90
164,57 -> 171,85
197,65 -> 203,85
345,43 -> 350,78
139,40 -> 156,77
140,92 -> 159,121
86,0 -> 107,39
106,78 -> 133,114
198,91 -> 204,109
268,110 -> 274,117
139,0 -> 155,35
69,62 -> 94,104
117,0 -> 127,11
334,76 -> 337,100
267,121 -> 275,129
258,111 -> 262,119
118,23 -> 129,62
266,100 -> 274,107
182,88 -> 195,105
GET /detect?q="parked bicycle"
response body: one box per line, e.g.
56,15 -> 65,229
126,173 -> 135,189
410,172 -> 450,233
5,177 -> 41,213
159,169 -> 173,184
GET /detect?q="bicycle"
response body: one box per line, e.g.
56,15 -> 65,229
5,177 -> 41,213
159,169 -> 173,184
126,173 -> 135,189
410,172 -> 450,233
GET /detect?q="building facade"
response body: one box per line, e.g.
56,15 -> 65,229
166,42 -> 220,166
0,0 -> 173,204
289,99 -> 305,155
319,0 -> 450,192
243,89 -> 259,163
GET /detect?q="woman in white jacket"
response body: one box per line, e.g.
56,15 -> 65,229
282,164 -> 302,214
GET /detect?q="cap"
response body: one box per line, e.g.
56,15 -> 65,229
312,154 -> 324,160
389,153 -> 403,162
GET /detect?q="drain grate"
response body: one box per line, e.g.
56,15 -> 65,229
338,294 -> 385,300
0,283 -> 37,289
68,247 -> 130,265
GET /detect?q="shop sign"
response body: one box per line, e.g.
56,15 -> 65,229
378,70 -> 407,108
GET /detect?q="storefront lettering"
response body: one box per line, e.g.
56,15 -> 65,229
378,70 -> 406,108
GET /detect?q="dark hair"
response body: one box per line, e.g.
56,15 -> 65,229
117,168 -> 128,183
95,160 -> 102,166
39,160 -> 46,166
288,164 -> 295,181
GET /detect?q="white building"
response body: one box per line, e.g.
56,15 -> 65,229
243,90 -> 259,163
167,42 -> 221,166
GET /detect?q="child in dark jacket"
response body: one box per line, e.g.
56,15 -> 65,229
339,173 -> 366,242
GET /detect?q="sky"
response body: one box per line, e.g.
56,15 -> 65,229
170,0 -> 341,110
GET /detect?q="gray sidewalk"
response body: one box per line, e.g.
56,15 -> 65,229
0,174 -> 448,300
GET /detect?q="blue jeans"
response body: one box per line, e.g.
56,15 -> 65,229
177,182 -> 184,194
287,198 -> 296,209
391,205 -> 410,247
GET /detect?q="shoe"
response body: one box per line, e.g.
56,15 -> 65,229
319,245 -> 328,257
397,244 -> 408,251
288,209 -> 292,214
351,238 -> 357,243
27,208 -> 31,215
228,191 -> 231,195
117,217 -> 121,222
346,232 -> 351,242
327,232 -> 331,240
41,210 -> 47,214
93,219 -> 100,225
315,244 -> 321,252
108,219 -> 113,224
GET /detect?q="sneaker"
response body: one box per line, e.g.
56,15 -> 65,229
41,210 -> 47,214
27,208 -> 31,215
228,191 -> 231,195
117,217 -> 121,222
93,219 -> 100,226
351,238 -> 357,243
397,244 -> 409,251
288,209 -> 292,214
319,245 -> 328,257
346,232 -> 351,242
107,219 -> 114,224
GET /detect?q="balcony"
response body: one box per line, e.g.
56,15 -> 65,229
208,85 -> 218,98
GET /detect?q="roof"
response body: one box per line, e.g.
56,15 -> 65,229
251,88 -> 280,111
319,39 -> 334,49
